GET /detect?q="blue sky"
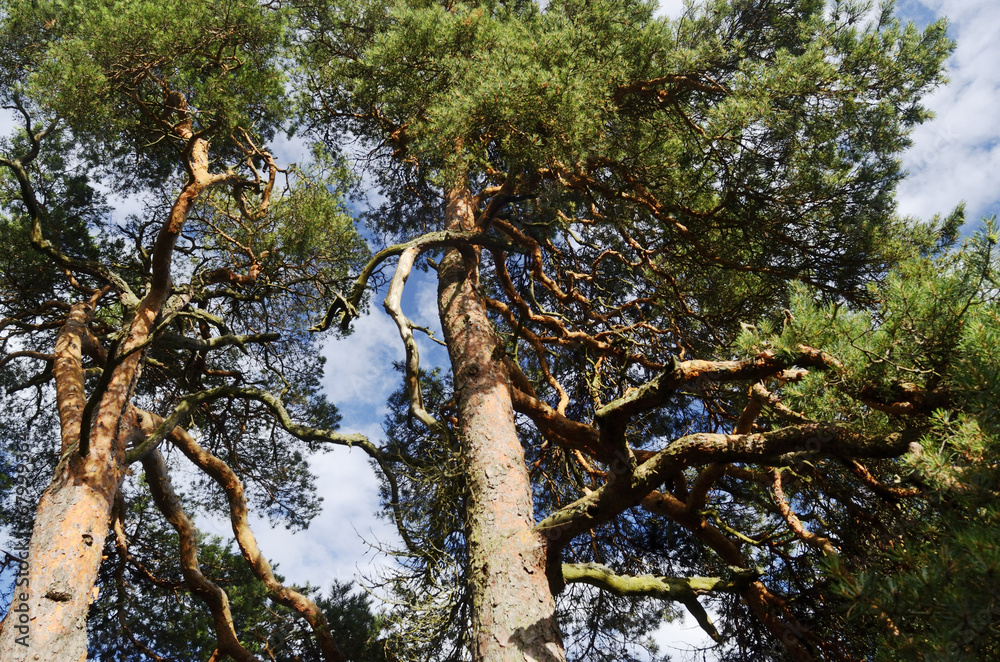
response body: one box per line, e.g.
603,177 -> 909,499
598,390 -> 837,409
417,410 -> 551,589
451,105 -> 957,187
2,0 -> 999,657
893,0 -> 1000,227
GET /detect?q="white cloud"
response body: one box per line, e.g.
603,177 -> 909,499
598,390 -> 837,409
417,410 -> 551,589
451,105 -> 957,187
244,434 -> 397,588
651,611 -> 720,661
896,0 -> 1000,224
270,130 -> 311,171
409,270 -> 442,331
407,268 -> 451,371
656,0 -> 688,19
181,424 -> 397,591
5,0 -> 1000,650
321,306 -> 405,428
0,109 -> 15,139
646,0 -> 1000,226
212,302 -> 416,593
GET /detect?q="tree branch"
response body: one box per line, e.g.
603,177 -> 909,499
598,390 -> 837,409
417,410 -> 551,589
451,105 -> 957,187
163,425 -> 346,662
310,230 -> 519,332
562,562 -> 758,642
126,385 -> 368,463
382,244 -> 451,440
157,332 -> 280,353
598,347 -> 840,426
537,423 -> 919,552
52,290 -> 107,455
509,386 -> 607,461
141,448 -> 260,662
641,490 -> 820,661
0,155 -> 139,306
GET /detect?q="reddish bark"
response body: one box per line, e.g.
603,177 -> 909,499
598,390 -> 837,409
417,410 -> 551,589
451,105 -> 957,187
0,290 -> 121,660
163,420 -> 346,662
141,448 -> 260,662
437,184 -> 566,662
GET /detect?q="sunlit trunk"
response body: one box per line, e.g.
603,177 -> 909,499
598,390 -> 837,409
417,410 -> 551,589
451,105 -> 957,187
437,183 -> 566,662
0,290 -> 162,661
0,131 -> 213,660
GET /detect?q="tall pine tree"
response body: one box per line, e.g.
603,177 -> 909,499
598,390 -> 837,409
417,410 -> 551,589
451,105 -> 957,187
0,0 -> 371,659
296,0 -> 953,659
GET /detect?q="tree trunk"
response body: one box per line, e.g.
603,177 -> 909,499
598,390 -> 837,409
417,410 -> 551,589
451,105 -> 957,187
0,283 -> 166,661
437,184 -> 566,662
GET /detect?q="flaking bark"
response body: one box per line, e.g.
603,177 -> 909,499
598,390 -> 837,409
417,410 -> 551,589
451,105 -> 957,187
437,184 -> 565,662
0,409 -> 137,661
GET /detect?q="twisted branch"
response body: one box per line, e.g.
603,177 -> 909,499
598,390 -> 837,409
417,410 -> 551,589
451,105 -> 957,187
164,425 -> 347,662
141,449 -> 260,662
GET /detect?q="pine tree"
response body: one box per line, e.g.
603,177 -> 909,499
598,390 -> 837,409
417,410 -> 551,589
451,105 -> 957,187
2,0 -> 986,660
0,0 -> 371,658
762,217 -> 1000,661
295,0 -> 954,659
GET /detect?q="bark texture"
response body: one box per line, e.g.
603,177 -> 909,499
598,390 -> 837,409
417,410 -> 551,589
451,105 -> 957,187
437,184 -> 566,662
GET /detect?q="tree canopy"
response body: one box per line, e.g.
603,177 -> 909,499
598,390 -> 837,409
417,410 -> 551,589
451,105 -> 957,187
2,0 -> 997,661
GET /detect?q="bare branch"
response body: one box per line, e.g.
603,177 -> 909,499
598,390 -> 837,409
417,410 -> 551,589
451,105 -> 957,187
509,386 -> 607,461
0,350 -> 54,370
141,449 -> 261,662
537,423 -> 919,552
163,425 -> 347,662
598,347 -> 840,425
844,459 -> 921,500
310,230 -> 519,332
126,385 -> 368,463
157,332 -> 280,353
123,384 -> 419,557
383,244 -> 451,440
641,490 -> 820,661
770,468 -> 838,558
0,155 -> 139,305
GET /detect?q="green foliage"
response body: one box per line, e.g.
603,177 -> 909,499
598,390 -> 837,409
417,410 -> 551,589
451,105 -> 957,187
1,0 -> 985,658
745,219 -> 1000,659
88,514 -> 276,660
317,580 -> 392,662
373,366 -> 470,661
0,128 -> 116,306
184,148 -> 370,338
301,0 -> 954,346
7,0 -> 288,182
375,367 -> 679,661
